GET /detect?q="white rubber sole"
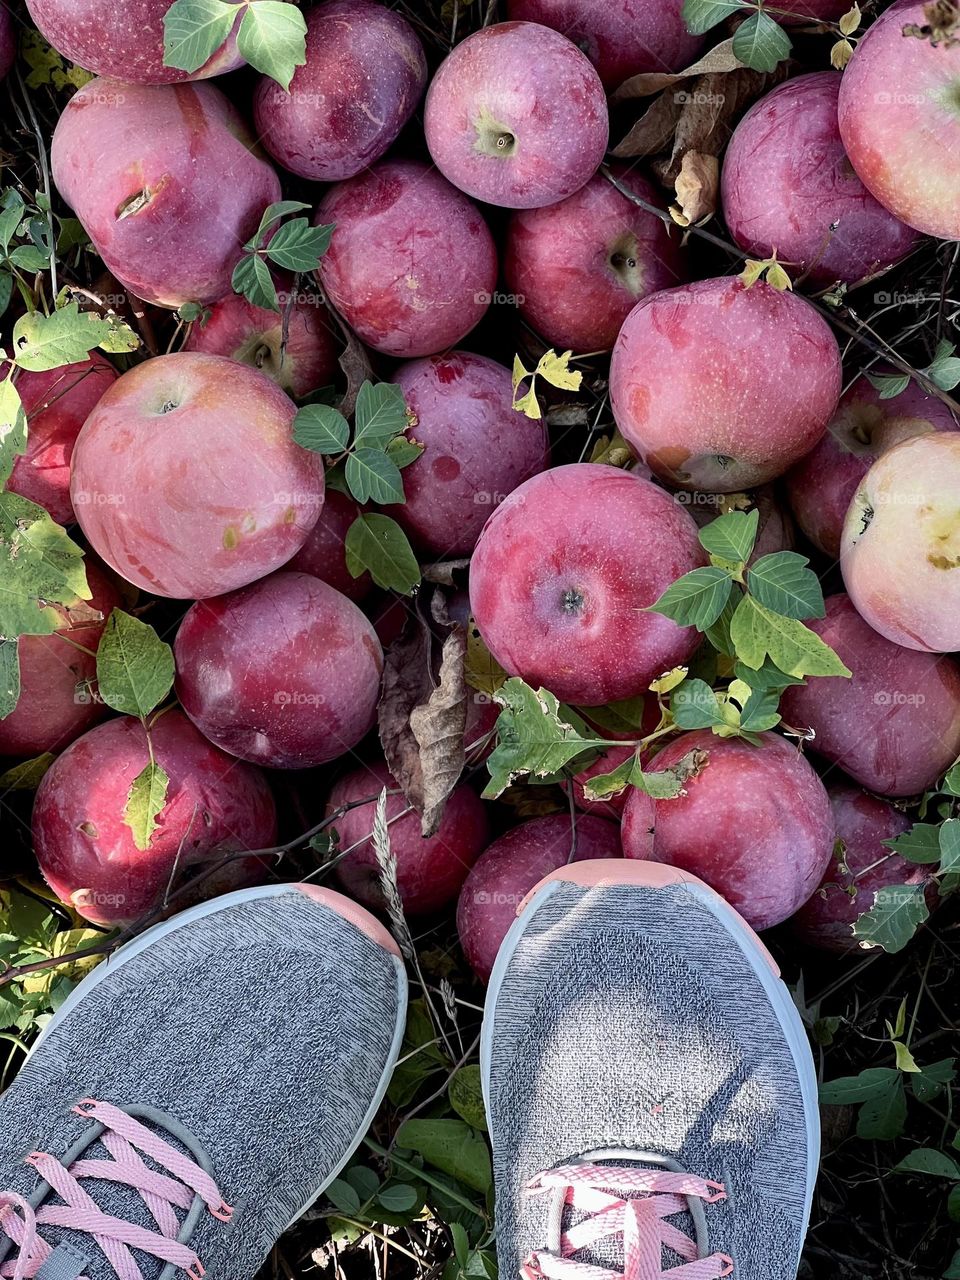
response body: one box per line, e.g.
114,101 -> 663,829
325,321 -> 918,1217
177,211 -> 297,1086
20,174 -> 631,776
479,872 -> 820,1272
28,882 -> 408,1231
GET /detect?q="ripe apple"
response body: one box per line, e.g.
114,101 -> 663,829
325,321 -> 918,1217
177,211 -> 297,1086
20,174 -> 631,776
25,0 -> 242,83
70,352 -> 324,600
841,433 -> 960,652
286,489 -> 370,601
0,7 -> 15,80
388,351 -> 548,556
780,593 -> 960,796
610,278 -> 842,491
424,21 -> 608,209
469,463 -> 707,705
52,79 -> 281,308
183,282 -> 338,399
254,0 -> 426,182
722,73 -> 919,284
791,784 -> 927,953
787,372 -> 958,558
629,729 -> 835,931
456,813 -> 622,982
6,357 -> 118,525
505,0 -> 703,89
174,571 -> 383,769
838,1 -> 960,240
328,759 -> 489,914
503,168 -> 687,352
32,710 -> 277,926
317,160 -> 497,357
0,559 -> 120,758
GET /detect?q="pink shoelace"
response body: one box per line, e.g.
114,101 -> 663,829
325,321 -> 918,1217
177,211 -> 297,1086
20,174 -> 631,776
0,1099 -> 233,1280
521,1163 -> 734,1280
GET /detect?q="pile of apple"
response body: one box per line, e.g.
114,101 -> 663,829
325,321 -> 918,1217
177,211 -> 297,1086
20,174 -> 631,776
3,0 -> 960,973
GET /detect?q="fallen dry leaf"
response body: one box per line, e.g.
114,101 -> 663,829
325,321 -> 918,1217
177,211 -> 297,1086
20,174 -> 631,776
612,38 -> 746,102
670,151 -> 719,227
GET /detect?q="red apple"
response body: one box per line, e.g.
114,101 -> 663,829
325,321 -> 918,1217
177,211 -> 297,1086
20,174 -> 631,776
183,282 -> 338,399
469,464 -> 707,705
286,489 -> 370,601
388,351 -> 548,556
424,21 -> 608,210
0,6 -> 15,80
787,372 -> 958,558
0,559 -> 120,758
722,73 -> 919,284
780,593 -> 960,796
52,79 -> 280,307
254,0 -> 426,181
317,160 -> 497,357
610,278 -> 842,491
791,784 -> 927,952
505,0 -> 703,89
174,571 -> 383,769
25,0 -> 242,83
630,730 -> 835,931
6,357 -> 118,525
70,352 -> 324,600
328,759 -> 489,914
838,0 -> 960,240
504,168 -> 687,352
841,433 -> 960,652
456,813 -> 622,982
32,710 -> 277,926
566,744 -> 635,819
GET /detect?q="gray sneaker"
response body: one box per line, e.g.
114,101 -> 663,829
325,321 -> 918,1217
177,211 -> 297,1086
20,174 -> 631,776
0,883 -> 407,1279
481,861 -> 818,1280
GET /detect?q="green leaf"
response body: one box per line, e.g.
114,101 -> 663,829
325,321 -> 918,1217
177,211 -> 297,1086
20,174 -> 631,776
682,0 -> 744,35
730,595 -> 851,679
8,244 -> 50,272
949,1186 -> 960,1225
941,819 -> 960,873
344,1165 -> 380,1202
345,448 -> 405,505
394,1119 -> 492,1194
450,1221 -> 470,1269
377,1183 -> 418,1213
582,750 -> 644,801
264,218 -> 334,272
912,1058 -> 956,1104
354,381 -> 411,447
292,404 -> 349,454
0,378 -> 27,488
448,1066 -> 487,1132
0,751 -> 54,790
344,513 -> 420,595
11,304 -> 110,372
326,1178 -> 362,1214
236,0 -> 308,91
249,200 -> 312,248
854,883 -> 930,953
123,761 -> 170,851
671,679 -> 726,730
697,508 -> 759,565
746,551 -> 825,621
820,1067 -> 901,1105
96,610 -> 174,718
866,371 -> 911,400
738,685 -> 782,733
893,1040 -> 921,1074
0,193 -> 25,255
231,253 -> 278,312
883,822 -> 943,864
947,1247 -> 960,1280
162,0 -> 236,72
733,659 -> 804,691
705,592 -> 738,657
97,314 -> 140,355
893,1148 -> 960,1180
483,678 -> 607,799
732,9 -> 792,71
821,1068 -> 907,1140
647,567 -> 733,631
0,272 -> 13,320
943,759 -> 960,797
0,638 -> 19,719
0,493 -> 90,639
925,340 -> 960,392
386,436 -> 424,469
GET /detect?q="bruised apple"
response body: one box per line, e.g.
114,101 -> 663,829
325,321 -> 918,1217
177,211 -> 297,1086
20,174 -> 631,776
7,357 -> 118,525
628,730 -> 835,931
31,710 -> 277,926
0,559 -> 120,758
610,278 -> 842,491
456,814 -> 622,982
70,353 -> 324,600
329,759 -> 489,914
469,464 -> 706,705
174,572 -> 383,769
52,80 -> 280,307
780,594 -> 960,796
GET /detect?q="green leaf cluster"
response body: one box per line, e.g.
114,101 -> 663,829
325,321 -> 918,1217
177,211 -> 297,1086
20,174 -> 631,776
231,201 -> 334,311
683,1 -> 791,70
163,0 -> 308,90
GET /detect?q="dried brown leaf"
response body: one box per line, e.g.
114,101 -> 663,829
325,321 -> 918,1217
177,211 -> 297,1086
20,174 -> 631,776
612,38 -> 745,101
670,151 -> 719,227
611,92 -> 682,159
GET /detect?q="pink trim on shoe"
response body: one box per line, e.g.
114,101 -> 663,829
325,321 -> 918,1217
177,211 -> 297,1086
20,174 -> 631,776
295,884 -> 401,958
516,860 -> 780,978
